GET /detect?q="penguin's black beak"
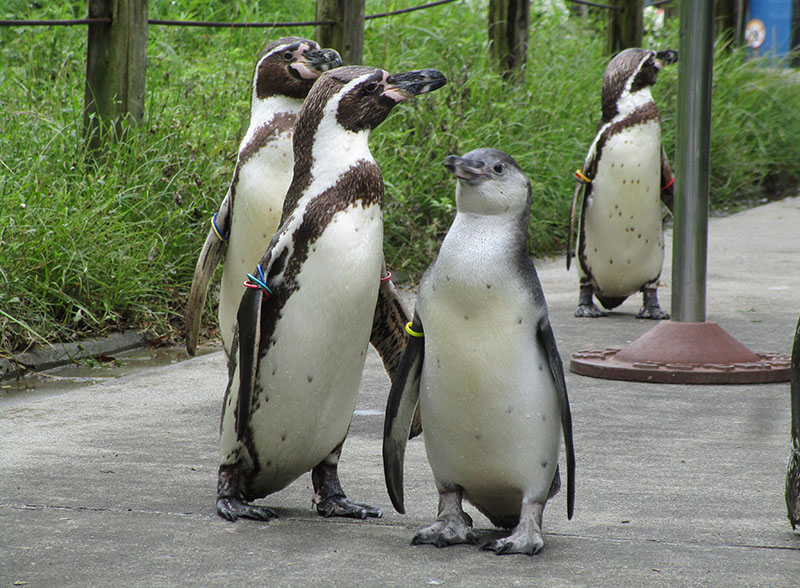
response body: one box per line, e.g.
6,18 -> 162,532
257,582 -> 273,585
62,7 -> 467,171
384,69 -> 447,102
444,155 -> 487,184
302,48 -> 343,74
655,49 -> 678,67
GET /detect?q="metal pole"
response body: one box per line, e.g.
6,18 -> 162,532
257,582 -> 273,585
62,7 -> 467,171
671,0 -> 714,323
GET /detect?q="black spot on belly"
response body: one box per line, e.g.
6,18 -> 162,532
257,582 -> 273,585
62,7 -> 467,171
486,283 -> 491,289
307,375 -> 313,383
267,460 -> 272,467
538,364 -> 543,371
446,275 -> 451,281
281,433 -> 287,442
541,414 -> 546,421
506,406 -> 514,414
517,318 -> 523,324
474,433 -> 482,440
464,314 -> 469,321
609,259 -> 614,265
541,461 -> 548,469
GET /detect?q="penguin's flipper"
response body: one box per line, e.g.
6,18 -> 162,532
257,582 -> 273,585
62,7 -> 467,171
537,317 -> 575,520
382,312 -> 425,514
660,147 -> 675,214
370,263 -> 411,381
235,284 -> 263,441
185,191 -> 232,356
567,179 -> 585,271
370,264 -> 423,439
786,316 -> 800,529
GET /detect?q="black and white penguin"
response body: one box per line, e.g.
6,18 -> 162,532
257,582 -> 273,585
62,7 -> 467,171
383,148 -> 575,555
567,48 -> 678,319
185,37 -> 341,356
216,65 -> 447,522
786,316 -> 800,529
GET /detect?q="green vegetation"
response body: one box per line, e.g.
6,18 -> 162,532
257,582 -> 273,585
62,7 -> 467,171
2,1 -> 799,353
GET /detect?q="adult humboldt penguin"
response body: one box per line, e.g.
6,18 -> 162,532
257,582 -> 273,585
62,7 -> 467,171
383,148 -> 575,555
185,37 -> 341,356
567,48 -> 678,319
216,65 -> 447,522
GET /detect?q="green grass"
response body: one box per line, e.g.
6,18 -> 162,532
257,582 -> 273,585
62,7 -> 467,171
1,1 -> 799,353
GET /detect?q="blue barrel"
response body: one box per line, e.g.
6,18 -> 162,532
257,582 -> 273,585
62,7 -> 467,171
745,0 -> 800,65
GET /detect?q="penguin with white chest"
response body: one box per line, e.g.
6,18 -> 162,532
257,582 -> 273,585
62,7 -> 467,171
216,66 -> 447,522
185,37 -> 341,356
383,149 -> 575,555
568,48 -> 678,319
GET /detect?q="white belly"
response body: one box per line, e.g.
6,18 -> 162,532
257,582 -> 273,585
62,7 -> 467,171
581,121 -> 665,296
219,138 -> 294,353
418,276 -> 561,520
219,204 -> 383,496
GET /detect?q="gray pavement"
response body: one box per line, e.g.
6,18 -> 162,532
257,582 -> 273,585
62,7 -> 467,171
2,197 -> 800,587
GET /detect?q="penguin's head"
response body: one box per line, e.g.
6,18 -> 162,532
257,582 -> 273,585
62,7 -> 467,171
253,37 -> 342,101
300,66 -> 447,134
444,148 -> 531,218
601,48 -> 678,121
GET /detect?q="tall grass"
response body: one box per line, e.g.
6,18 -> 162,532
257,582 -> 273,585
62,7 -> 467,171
1,1 -> 799,352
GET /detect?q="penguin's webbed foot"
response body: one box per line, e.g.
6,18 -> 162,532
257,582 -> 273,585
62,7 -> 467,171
574,303 -> 608,318
481,502 -> 545,556
412,489 -> 477,547
412,516 -> 479,548
216,496 -> 278,522
315,495 -> 383,519
311,448 -> 382,519
638,288 -> 670,320
636,306 -> 670,320
481,533 -> 543,556
575,284 -> 608,317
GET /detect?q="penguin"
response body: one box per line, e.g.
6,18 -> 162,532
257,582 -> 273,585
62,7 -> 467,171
786,315 -> 800,529
185,37 -> 341,356
383,148 -> 575,555
216,66 -> 447,522
567,48 -> 678,319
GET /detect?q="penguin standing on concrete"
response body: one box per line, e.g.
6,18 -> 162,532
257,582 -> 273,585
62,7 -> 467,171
568,48 -> 678,319
383,148 -> 575,555
185,37 -> 341,356
786,316 -> 800,529
216,66 -> 447,522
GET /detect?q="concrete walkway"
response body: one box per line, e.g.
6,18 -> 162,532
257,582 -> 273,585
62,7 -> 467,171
2,197 -> 799,587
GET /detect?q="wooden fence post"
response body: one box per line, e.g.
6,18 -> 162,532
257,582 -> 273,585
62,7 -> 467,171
315,0 -> 365,65
606,0 -> 642,56
488,0 -> 531,78
84,0 -> 149,149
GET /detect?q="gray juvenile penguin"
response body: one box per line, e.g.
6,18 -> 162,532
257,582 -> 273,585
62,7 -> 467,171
568,48 -> 678,319
384,148 -> 575,555
216,65 -> 447,522
185,37 -> 341,356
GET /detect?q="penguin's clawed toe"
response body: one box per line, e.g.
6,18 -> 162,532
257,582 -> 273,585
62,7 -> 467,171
411,517 -> 477,547
216,497 -> 278,522
315,495 -> 382,519
574,303 -> 608,318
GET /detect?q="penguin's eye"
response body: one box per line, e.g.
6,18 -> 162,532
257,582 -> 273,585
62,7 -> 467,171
283,51 -> 294,62
493,162 -> 505,174
363,81 -> 379,94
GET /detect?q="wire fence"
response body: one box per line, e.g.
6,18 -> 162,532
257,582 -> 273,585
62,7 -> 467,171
0,0 -> 460,29
0,0 -> 674,29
